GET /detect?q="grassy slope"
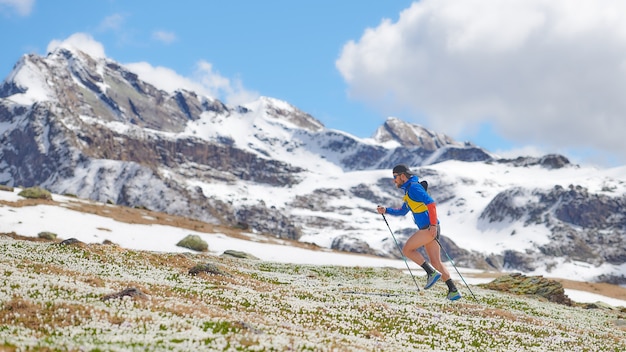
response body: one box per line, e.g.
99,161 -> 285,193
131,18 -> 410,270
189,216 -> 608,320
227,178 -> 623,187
0,191 -> 625,351
0,232 -> 625,352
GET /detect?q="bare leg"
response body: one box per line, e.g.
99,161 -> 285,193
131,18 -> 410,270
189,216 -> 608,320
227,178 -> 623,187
424,240 -> 451,281
402,229 -> 435,266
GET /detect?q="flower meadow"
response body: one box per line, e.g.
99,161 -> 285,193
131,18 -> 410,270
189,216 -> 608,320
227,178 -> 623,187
0,233 -> 624,351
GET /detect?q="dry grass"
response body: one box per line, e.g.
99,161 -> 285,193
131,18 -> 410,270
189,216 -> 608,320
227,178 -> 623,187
0,296 -> 113,332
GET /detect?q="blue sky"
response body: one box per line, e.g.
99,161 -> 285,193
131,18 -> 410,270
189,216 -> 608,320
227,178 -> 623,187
2,0 -> 626,167
0,1 -> 415,137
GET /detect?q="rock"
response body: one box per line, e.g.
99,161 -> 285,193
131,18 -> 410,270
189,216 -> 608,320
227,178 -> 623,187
221,250 -> 259,260
597,274 -> 626,285
331,235 -> 377,255
479,187 -> 528,223
496,154 -> 570,169
18,187 -> 52,200
502,250 -> 538,272
539,154 -> 570,169
58,238 -> 82,246
582,302 -> 617,310
176,234 -> 208,252
37,231 -> 57,240
188,263 -> 230,276
101,287 -> 148,301
234,204 -> 302,240
479,273 -> 573,306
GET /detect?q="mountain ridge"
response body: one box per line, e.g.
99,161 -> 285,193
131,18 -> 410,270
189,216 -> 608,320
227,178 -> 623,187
1,47 -> 625,284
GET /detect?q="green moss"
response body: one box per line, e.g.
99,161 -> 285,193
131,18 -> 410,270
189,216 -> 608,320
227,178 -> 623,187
38,231 -> 57,240
176,234 -> 208,252
18,186 -> 52,200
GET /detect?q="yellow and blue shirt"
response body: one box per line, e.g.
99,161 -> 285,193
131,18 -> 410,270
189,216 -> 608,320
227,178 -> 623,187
385,175 -> 438,229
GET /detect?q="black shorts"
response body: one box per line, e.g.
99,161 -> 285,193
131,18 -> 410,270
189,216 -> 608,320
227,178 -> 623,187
419,224 -> 441,240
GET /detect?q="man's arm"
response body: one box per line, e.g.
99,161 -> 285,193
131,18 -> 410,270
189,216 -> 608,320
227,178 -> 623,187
384,203 -> 410,216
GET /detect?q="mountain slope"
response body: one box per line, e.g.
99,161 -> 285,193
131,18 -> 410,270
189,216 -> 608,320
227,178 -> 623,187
0,228 -> 624,351
1,47 -> 625,284
0,47 -> 490,238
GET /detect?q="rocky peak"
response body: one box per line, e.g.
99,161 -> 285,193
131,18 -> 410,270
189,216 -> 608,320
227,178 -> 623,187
250,96 -> 325,132
372,117 -> 460,150
497,154 -> 572,169
0,54 -> 54,103
4,48 -> 213,133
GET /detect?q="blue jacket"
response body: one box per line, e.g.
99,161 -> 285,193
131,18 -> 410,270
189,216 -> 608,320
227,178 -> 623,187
385,175 -> 438,229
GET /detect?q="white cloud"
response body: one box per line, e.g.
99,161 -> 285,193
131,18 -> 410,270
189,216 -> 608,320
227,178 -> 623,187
193,60 -> 259,105
0,0 -> 34,16
493,145 -> 547,160
336,0 -> 626,164
152,30 -> 177,44
98,13 -> 126,32
123,62 -> 203,93
47,33 -> 106,59
124,59 -> 258,106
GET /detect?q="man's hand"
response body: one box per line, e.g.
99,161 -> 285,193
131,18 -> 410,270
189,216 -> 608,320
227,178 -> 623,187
376,205 -> 386,214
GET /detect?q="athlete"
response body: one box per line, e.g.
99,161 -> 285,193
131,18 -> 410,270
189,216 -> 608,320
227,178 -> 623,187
377,164 -> 461,301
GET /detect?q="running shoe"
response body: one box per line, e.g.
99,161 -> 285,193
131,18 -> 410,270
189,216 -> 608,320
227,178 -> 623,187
447,290 -> 462,301
424,271 -> 441,289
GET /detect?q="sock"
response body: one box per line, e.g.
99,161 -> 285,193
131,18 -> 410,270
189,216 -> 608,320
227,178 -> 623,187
445,279 -> 458,292
420,262 -> 436,275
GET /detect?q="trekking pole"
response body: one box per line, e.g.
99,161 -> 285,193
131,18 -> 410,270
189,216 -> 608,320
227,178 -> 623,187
435,238 -> 478,300
381,213 -> 421,293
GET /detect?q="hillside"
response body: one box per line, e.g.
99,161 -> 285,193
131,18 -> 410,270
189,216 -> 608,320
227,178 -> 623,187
1,231 -> 625,351
1,187 -> 625,351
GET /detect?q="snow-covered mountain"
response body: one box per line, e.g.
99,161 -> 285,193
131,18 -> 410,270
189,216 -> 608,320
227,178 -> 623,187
1,47 -> 624,284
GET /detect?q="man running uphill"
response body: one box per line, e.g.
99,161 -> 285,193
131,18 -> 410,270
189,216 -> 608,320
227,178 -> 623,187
376,164 -> 462,301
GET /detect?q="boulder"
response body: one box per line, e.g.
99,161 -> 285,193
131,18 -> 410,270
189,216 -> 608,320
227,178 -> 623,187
480,273 -> 573,306
176,234 -> 208,252
17,187 -> 52,200
37,231 -> 57,240
221,250 -> 259,260
101,287 -> 148,301
188,263 -> 230,277
58,238 -> 83,246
